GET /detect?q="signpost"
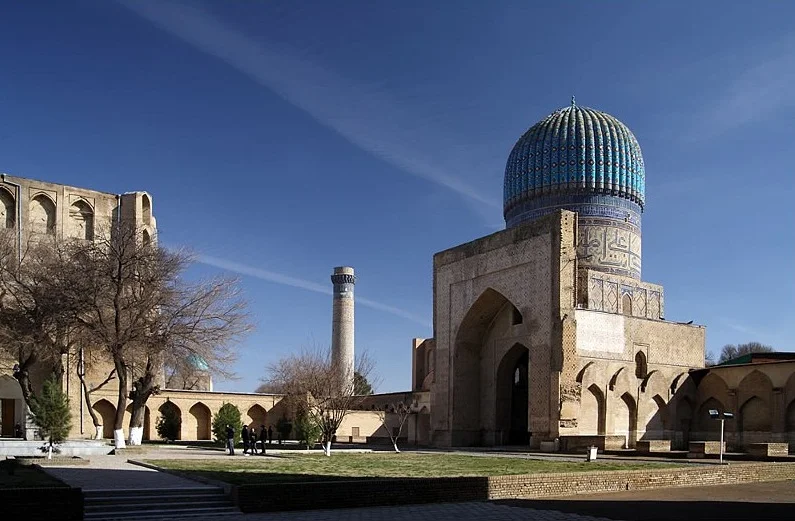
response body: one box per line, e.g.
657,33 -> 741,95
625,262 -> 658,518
709,409 -> 734,464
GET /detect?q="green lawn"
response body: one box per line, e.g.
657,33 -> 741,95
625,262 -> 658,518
146,453 -> 680,485
0,461 -> 68,489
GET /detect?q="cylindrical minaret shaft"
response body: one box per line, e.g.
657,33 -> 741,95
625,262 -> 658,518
330,266 -> 355,394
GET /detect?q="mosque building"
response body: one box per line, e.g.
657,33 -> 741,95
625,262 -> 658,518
406,101 -> 795,452
2,102 -> 795,455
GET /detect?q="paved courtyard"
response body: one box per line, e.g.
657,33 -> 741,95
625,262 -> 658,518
38,447 -> 795,521
121,502 -> 620,521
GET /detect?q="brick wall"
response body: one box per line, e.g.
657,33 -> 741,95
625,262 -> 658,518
233,463 -> 795,513
0,487 -> 83,520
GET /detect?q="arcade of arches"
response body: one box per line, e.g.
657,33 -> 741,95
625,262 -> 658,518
77,391 -> 284,441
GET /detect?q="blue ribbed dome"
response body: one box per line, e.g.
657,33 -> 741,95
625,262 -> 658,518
504,104 -> 645,226
188,353 -> 209,372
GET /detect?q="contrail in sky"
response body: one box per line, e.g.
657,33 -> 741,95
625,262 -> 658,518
118,0 -> 500,211
198,255 -> 432,328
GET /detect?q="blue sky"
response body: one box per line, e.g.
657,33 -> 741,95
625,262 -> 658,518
2,1 -> 793,392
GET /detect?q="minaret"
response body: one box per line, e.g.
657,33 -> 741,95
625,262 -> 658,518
330,266 -> 356,393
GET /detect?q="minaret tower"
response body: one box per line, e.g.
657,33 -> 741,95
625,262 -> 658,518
330,266 -> 356,393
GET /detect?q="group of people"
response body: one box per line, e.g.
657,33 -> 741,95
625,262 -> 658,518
224,423 -> 273,456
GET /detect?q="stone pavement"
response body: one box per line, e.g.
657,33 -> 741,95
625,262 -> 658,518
42,454 -> 217,491
135,502 -> 621,521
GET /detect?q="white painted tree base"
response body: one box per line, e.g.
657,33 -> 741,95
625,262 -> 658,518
114,429 -> 126,449
128,426 -> 143,446
323,441 -> 332,456
94,425 -> 103,440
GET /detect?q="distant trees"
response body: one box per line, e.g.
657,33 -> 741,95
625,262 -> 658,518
263,345 -> 374,456
708,342 -> 776,366
353,371 -> 374,395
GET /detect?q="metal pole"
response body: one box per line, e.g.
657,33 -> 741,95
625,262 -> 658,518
719,418 -> 724,465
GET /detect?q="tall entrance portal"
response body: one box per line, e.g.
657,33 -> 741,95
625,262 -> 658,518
496,343 -> 530,445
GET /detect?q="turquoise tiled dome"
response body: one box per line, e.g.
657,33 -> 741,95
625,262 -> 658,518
504,103 -> 645,227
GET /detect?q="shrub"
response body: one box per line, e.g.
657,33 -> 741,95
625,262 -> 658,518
212,403 -> 243,445
294,411 -> 320,447
29,376 -> 72,454
156,403 -> 181,441
276,415 -> 292,441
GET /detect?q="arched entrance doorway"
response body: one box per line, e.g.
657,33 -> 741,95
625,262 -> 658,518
158,401 -> 182,441
0,375 -> 24,437
189,403 -> 212,441
93,399 -> 116,439
496,344 -> 529,445
452,288 -> 519,446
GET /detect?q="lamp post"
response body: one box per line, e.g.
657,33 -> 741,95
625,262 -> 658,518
709,409 -> 734,464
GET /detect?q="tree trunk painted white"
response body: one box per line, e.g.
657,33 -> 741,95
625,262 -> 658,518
47,444 -> 53,460
94,424 -> 103,440
114,429 -> 126,449
128,426 -> 143,446
392,441 -> 400,453
323,440 -> 332,456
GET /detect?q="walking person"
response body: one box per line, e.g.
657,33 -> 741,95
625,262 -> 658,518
259,425 -> 267,456
249,425 -> 258,455
242,422 -> 250,455
268,425 -> 273,444
225,424 -> 235,456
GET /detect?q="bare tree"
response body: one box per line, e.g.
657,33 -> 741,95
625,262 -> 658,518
0,231 -> 77,410
63,223 -> 251,447
264,345 -> 374,456
376,401 -> 412,453
718,342 -> 775,365
75,338 -> 117,439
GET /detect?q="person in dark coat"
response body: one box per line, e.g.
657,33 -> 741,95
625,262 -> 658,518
268,425 -> 273,444
249,425 -> 258,455
259,425 -> 267,455
241,422 -> 250,454
225,424 -> 235,455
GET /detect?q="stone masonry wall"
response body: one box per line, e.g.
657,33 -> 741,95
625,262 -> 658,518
233,462 -> 795,513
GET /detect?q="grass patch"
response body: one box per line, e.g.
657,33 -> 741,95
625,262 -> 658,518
0,461 -> 68,489
146,453 -> 681,485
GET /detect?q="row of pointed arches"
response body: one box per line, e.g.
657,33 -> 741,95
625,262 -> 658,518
90,399 -> 269,441
578,365 -> 795,450
0,188 -> 95,239
0,188 -> 153,241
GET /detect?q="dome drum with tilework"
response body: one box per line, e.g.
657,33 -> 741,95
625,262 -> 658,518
504,103 -> 645,279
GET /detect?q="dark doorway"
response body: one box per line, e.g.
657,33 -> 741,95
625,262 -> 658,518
509,351 -> 529,444
1,399 -> 16,437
